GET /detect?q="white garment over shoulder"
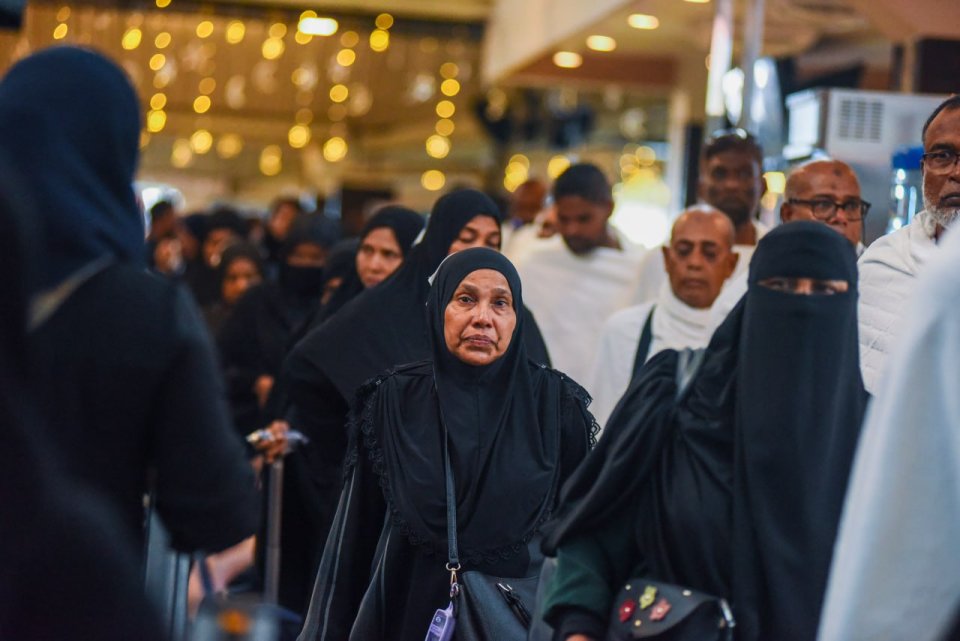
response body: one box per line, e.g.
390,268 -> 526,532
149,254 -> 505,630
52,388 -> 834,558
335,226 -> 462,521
818,223 -> 960,641
503,223 -> 549,265
516,232 -> 645,389
587,284 -> 716,429
633,219 -> 767,304
857,210 -> 940,394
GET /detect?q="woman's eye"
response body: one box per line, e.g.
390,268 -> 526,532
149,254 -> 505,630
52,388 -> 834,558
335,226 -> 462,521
457,295 -> 474,304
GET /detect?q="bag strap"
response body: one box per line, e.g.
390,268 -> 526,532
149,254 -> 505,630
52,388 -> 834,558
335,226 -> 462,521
629,306 -> 657,384
443,431 -> 460,570
436,391 -> 462,599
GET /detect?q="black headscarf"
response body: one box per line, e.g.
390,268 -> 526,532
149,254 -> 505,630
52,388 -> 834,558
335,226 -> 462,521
278,213 -> 341,300
359,248 -> 562,558
544,222 -> 864,641
217,243 -> 265,293
732,221 -> 865,640
0,148 -> 163,641
363,205 -> 425,255
0,46 -> 142,294
316,206 -> 424,323
285,189 -> 505,402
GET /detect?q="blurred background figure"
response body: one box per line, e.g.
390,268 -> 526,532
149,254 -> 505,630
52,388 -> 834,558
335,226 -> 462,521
218,212 -> 340,438
502,177 -> 547,261
203,242 -> 265,335
262,196 -> 306,273
517,163 -> 646,389
1,46 -> 259,564
185,205 -> 247,307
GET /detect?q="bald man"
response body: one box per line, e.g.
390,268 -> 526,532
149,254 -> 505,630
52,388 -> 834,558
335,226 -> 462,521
503,178 -> 549,262
781,159 -> 867,253
587,205 -> 738,427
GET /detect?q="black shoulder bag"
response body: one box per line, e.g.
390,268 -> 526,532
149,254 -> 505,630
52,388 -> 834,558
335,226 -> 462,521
604,348 -> 735,641
424,423 -> 540,641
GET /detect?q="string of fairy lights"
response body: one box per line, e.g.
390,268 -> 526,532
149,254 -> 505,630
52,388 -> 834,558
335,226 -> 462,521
37,1 -> 472,190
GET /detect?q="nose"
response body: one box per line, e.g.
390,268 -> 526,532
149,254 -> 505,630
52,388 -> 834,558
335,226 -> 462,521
472,302 -> 494,326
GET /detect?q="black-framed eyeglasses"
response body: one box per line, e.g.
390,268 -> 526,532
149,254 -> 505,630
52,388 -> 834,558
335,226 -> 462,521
786,198 -> 871,221
921,149 -> 960,174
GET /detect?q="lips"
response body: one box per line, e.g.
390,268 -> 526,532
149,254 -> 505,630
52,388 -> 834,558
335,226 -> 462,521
681,279 -> 708,289
941,192 -> 960,206
463,335 -> 494,348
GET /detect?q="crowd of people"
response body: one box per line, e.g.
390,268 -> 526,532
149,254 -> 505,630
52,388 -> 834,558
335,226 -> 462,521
2,44 -> 960,641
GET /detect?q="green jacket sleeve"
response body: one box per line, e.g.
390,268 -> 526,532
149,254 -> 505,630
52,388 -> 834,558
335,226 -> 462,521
542,502 -> 643,627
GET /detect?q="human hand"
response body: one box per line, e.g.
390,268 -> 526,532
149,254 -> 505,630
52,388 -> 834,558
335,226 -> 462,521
252,420 -> 290,463
253,375 -> 275,408
565,635 -> 596,641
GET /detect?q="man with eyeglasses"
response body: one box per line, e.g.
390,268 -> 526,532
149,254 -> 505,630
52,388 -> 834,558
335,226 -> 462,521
781,159 -> 868,254
858,94 -> 960,394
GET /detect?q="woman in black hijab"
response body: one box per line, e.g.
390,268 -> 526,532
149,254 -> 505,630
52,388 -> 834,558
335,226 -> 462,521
275,189 -> 551,614
540,222 -> 866,641
315,205 -> 424,323
1,46 -> 257,554
298,247 -> 595,641
218,212 -> 340,437
0,149 -> 165,641
202,242 -> 265,335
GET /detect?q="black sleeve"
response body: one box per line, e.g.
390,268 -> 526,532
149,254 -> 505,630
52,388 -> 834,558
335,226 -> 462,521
149,286 -> 260,553
216,288 -> 266,412
298,442 -> 388,640
558,380 -> 599,487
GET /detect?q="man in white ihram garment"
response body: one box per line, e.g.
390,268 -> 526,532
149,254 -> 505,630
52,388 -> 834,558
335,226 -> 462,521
633,129 -> 769,308
587,205 -> 737,428
817,201 -> 960,641
515,163 -> 646,388
857,94 -> 960,394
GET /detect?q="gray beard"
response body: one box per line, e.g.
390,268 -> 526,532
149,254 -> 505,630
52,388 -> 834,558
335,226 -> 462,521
925,203 -> 960,229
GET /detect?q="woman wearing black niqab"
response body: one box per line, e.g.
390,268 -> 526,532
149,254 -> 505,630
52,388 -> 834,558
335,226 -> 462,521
217,212 -> 339,436
297,247 -> 595,641
540,222 -> 866,641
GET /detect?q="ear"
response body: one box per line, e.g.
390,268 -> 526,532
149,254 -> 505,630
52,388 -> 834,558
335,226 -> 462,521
725,251 -> 739,279
604,200 -> 615,220
759,172 -> 769,198
661,245 -> 671,271
780,202 -> 792,223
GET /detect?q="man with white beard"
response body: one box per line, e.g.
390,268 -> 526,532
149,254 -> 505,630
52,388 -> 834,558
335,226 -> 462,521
858,95 -> 960,394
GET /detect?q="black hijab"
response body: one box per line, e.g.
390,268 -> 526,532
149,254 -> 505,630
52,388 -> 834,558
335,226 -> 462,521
732,221 -> 865,640
0,46 -> 142,294
278,213 -> 341,300
544,222 -> 864,641
217,243 -> 265,295
359,248 -> 562,558
285,189 -> 505,402
317,206 -> 424,323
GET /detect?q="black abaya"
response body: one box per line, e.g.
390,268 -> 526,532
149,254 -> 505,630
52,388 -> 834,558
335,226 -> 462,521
277,190 -> 550,614
297,248 -> 594,641
542,222 -> 866,641
1,47 -> 258,554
